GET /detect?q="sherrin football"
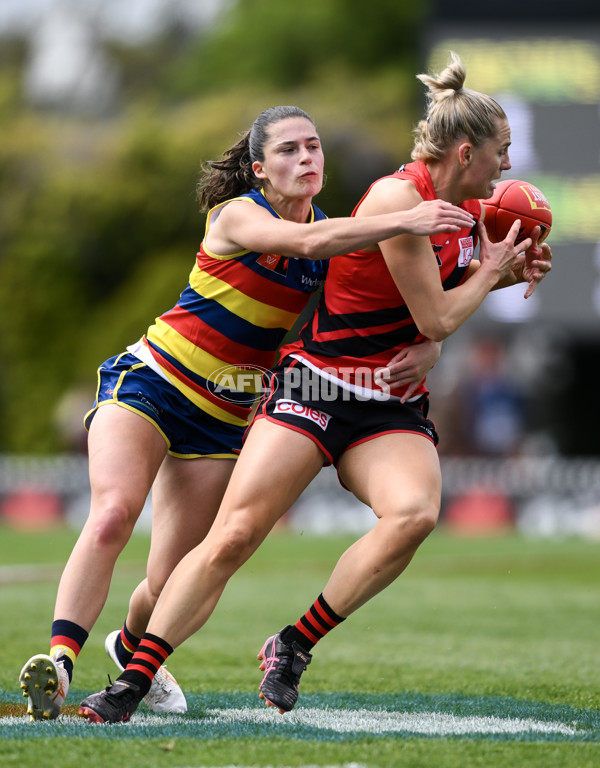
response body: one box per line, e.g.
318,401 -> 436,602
482,179 -> 552,245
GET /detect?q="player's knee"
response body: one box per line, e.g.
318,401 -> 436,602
210,517 -> 262,569
90,502 -> 136,548
411,504 -> 439,542
387,500 -> 439,547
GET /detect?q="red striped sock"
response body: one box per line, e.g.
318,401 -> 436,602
50,619 -> 89,682
119,633 -> 173,697
283,593 -> 345,651
114,622 -> 140,668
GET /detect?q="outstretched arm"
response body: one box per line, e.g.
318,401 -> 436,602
205,193 -> 475,260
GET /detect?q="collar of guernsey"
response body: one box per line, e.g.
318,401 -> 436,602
141,188 -> 330,426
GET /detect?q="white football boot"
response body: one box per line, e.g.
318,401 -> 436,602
19,650 -> 70,721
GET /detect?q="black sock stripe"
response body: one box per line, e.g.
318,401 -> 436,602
299,615 -> 325,637
142,633 -> 174,656
131,658 -> 161,673
122,623 -> 141,649
317,593 -> 345,624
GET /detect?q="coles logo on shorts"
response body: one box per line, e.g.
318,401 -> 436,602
273,399 -> 331,431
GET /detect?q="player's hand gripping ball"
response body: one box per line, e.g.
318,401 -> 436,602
482,179 -> 552,245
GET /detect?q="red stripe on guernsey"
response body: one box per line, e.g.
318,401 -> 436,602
296,621 -> 320,645
161,306 -> 276,369
149,346 -> 251,421
50,636 -> 82,654
313,600 -> 339,629
127,664 -> 157,682
310,316 -> 414,344
198,254 -> 308,314
138,638 -> 170,661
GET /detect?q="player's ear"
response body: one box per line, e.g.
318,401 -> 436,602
252,160 -> 267,180
458,142 -> 472,168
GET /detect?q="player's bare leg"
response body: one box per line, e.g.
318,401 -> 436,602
257,432 -> 440,713
146,421 -> 324,647
54,405 -> 167,629
325,432 -> 441,615
105,454 -> 235,713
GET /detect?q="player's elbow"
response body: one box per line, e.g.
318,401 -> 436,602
415,318 -> 453,342
294,233 -> 326,260
424,329 -> 451,343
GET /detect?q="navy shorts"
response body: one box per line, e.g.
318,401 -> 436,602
252,357 -> 438,466
84,352 -> 244,459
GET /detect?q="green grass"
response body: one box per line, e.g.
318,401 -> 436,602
1,523 -> 600,767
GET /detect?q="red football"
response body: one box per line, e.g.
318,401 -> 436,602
482,179 -> 552,245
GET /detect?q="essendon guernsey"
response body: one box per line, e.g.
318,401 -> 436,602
281,161 -> 481,400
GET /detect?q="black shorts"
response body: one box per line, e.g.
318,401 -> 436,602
251,357 -> 438,466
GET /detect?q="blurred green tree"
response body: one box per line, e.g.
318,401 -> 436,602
0,0 -> 429,453
164,0 -> 425,94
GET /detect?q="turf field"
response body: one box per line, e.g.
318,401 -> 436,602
1,523 -> 600,767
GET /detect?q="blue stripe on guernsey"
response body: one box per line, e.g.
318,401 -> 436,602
143,188 -> 328,421
145,338 -> 257,409
187,265 -> 302,328
202,189 -> 327,293
218,250 -> 325,295
174,287 -> 286,351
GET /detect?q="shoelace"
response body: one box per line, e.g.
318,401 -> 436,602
270,648 -> 302,685
149,667 -> 173,700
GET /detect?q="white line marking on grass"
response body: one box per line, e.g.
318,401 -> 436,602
0,707 -> 578,737
203,706 -> 579,736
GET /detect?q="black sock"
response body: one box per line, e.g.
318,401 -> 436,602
118,633 -> 173,698
282,593 -> 345,651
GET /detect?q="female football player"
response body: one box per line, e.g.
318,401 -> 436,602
19,105 -> 472,721
77,54 -> 552,724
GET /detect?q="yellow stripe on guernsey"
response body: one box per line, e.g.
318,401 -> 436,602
150,320 -> 250,426
147,192 -> 292,426
152,316 -> 263,387
190,267 -> 298,329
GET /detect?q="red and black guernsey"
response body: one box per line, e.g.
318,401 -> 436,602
280,161 -> 481,400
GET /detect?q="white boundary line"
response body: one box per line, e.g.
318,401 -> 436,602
0,707 -> 580,737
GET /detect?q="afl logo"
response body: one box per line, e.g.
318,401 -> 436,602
207,364 -> 277,405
